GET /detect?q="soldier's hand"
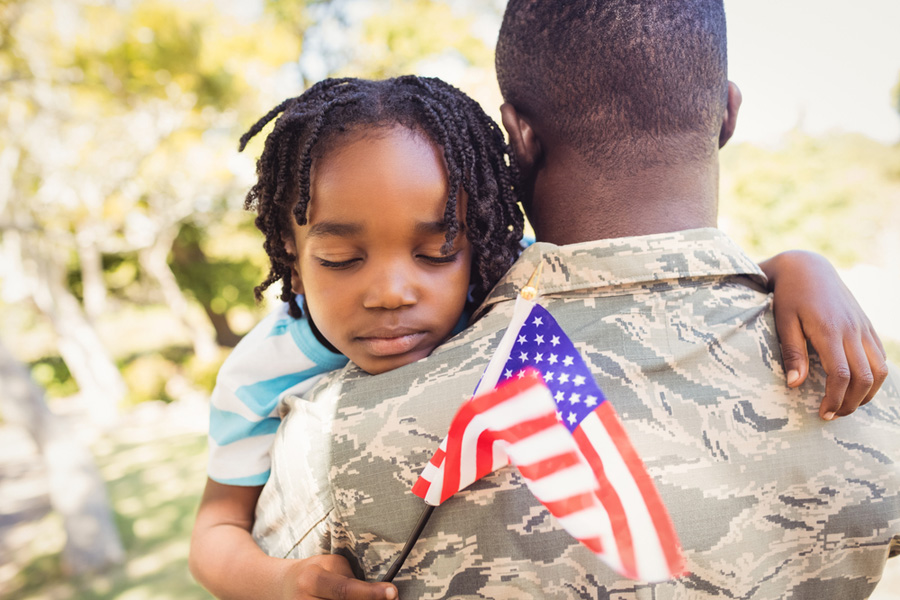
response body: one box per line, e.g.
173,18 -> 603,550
280,555 -> 398,600
764,250 -> 888,420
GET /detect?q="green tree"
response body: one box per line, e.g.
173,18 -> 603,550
1,0 -> 303,404
719,132 -> 900,267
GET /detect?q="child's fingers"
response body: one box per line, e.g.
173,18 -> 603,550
817,351 -> 851,422
289,556 -> 398,600
313,575 -> 397,600
859,327 -> 889,408
775,310 -> 809,389
828,338 -> 874,418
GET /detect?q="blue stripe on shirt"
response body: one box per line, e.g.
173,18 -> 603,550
214,470 -> 271,487
267,318 -> 289,338
287,317 -> 348,370
209,407 -> 281,446
234,368 -> 332,417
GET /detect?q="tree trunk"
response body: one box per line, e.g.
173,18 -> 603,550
22,233 -> 126,428
0,340 -> 125,575
138,225 -> 219,362
170,231 -> 241,348
76,228 -> 108,322
202,304 -> 242,348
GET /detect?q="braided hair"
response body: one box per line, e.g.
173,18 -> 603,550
240,76 -> 524,319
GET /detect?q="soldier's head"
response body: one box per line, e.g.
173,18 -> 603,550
496,0 -> 739,182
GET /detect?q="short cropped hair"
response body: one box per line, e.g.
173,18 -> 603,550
496,0 -> 728,171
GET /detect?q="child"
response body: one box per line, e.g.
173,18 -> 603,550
190,75 -> 522,600
190,76 -> 886,600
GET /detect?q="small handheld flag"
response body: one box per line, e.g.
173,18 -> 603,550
410,263 -> 686,582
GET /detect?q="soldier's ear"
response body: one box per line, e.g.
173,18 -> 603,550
282,234 -> 304,295
719,81 -> 742,148
501,102 -> 542,180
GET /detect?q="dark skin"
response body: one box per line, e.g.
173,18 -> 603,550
190,84 -> 889,600
189,481 -> 398,600
500,82 -> 888,420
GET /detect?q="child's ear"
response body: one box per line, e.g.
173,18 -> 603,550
282,234 -> 304,295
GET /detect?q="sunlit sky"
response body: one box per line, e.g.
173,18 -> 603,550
725,0 -> 900,144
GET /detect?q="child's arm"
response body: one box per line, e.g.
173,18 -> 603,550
189,479 -> 398,600
761,250 -> 889,420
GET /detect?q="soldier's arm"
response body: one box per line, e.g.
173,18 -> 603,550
759,250 -> 888,420
189,479 -> 398,600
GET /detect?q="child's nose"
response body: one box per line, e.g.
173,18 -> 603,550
362,263 -> 417,310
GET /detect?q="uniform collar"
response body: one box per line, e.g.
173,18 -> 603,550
475,228 -> 766,318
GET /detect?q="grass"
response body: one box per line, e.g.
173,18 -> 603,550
7,404 -> 214,600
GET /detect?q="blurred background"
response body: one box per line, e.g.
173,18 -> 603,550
0,0 -> 897,598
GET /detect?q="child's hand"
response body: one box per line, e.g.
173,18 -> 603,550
281,555 -> 398,600
762,250 -> 889,420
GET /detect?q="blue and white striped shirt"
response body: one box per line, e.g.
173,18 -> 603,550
207,302 -> 347,486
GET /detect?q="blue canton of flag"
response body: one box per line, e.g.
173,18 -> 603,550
499,303 -> 606,430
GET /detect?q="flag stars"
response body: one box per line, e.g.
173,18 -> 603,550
563,355 -> 575,367
585,395 -> 598,407
517,334 -> 527,345
504,369 -> 513,379
557,373 -> 570,385
573,375 -> 586,387
548,354 -> 558,365
534,334 -> 544,345
516,370 -> 527,379
534,353 -> 544,363
519,351 -> 529,361
544,372 -> 555,382
567,412 -> 577,425
555,391 -> 566,403
532,316 -> 543,327
551,335 -> 560,346
569,393 -> 581,404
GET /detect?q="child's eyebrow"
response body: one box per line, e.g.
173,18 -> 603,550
415,220 -> 450,235
307,220 -> 450,238
307,221 -> 363,238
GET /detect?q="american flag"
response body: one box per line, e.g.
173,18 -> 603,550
412,297 -> 686,582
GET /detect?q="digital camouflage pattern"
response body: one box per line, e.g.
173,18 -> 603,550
254,228 -> 900,599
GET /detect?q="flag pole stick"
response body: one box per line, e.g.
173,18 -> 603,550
520,260 -> 543,301
380,504 -> 435,582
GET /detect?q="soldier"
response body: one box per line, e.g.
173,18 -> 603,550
226,1 -> 900,599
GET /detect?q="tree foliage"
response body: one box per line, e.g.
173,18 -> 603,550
1,0 -> 303,403
720,132 -> 900,267
1,0 -> 507,404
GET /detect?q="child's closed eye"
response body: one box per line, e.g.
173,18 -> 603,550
316,257 -> 361,269
418,251 -> 461,265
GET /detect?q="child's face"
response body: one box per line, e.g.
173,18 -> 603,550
286,126 -> 472,375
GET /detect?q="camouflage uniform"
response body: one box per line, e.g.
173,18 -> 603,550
254,228 -> 900,599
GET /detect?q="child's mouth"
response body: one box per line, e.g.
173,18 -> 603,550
356,331 -> 427,357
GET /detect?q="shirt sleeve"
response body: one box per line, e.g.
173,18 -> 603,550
207,302 -> 348,486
